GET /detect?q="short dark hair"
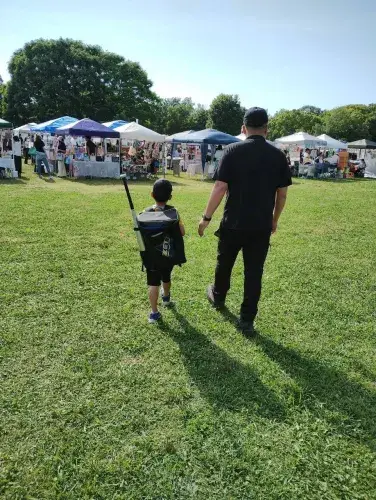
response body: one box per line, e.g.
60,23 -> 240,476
244,107 -> 268,128
152,179 -> 173,202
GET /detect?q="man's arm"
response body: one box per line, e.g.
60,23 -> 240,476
198,180 -> 228,237
272,187 -> 288,234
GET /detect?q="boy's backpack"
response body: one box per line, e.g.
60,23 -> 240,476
137,205 -> 186,270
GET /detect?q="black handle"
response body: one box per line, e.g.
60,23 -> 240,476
120,175 -> 134,210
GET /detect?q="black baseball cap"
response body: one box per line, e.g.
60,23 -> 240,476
244,107 -> 268,127
152,179 -> 173,202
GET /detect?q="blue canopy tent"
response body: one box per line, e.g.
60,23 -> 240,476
166,128 -> 240,173
102,120 -> 128,130
56,118 -> 120,138
31,116 -> 78,134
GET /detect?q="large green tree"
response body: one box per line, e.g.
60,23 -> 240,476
189,104 -> 208,131
207,94 -> 244,136
6,38 -> 158,125
268,109 -> 324,141
322,105 -> 370,142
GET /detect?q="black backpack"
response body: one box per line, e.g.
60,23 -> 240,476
137,205 -> 186,270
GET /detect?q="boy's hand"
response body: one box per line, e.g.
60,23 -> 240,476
198,219 -> 210,237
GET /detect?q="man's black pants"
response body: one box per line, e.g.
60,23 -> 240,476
213,228 -> 271,322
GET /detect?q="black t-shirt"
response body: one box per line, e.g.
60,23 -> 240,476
34,140 -> 45,153
214,135 -> 292,231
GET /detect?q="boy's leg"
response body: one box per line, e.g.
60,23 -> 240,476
162,281 -> 171,297
148,286 -> 160,313
147,269 -> 162,314
161,267 -> 173,305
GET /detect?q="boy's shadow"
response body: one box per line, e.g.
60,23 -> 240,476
163,309 -> 285,420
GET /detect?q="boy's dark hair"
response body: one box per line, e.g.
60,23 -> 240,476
153,179 -> 173,203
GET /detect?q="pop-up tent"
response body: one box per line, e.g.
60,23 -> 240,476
165,130 -> 195,142
174,128 -> 240,145
31,116 -> 78,134
102,120 -> 128,130
275,131 -> 327,147
13,123 -> 37,135
347,139 -> 376,149
0,118 -> 12,129
56,118 -> 120,138
114,122 -> 165,142
316,134 -> 347,149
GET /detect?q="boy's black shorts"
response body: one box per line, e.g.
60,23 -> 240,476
146,266 -> 174,286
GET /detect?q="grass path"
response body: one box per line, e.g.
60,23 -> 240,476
1,166 -> 376,498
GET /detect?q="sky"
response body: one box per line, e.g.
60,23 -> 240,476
1,0 -> 375,114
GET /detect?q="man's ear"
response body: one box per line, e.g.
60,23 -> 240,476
241,124 -> 247,135
151,192 -> 155,199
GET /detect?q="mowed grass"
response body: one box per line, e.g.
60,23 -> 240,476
1,165 -> 376,499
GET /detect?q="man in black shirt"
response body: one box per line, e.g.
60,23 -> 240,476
198,107 -> 292,336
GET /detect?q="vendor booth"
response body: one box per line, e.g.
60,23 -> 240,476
165,128 -> 240,176
56,119 -> 120,178
275,131 -> 327,148
114,122 -> 165,180
347,139 -> 376,179
0,118 -> 15,178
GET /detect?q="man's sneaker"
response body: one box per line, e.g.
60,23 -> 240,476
148,311 -> 162,324
207,284 -> 225,309
161,293 -> 174,308
238,319 -> 256,338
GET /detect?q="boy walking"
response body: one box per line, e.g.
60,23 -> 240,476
141,179 -> 185,323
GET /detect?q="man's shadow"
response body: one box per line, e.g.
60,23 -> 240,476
218,307 -> 376,449
255,334 -> 376,449
162,309 -> 285,420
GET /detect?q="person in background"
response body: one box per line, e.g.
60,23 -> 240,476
86,136 -> 96,157
327,151 -> 339,165
23,136 -> 30,165
303,148 -> 312,164
13,135 -> 22,178
34,134 -> 53,180
57,136 -> 67,177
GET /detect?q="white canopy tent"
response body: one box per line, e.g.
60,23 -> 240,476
114,122 -> 165,142
316,134 -> 347,150
13,123 -> 37,135
236,133 -> 276,146
275,131 -> 327,148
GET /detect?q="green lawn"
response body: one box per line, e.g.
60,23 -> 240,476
1,165 -> 376,499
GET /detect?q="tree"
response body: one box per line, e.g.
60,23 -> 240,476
322,105 -> 370,142
6,38 -> 158,125
268,109 -> 324,141
0,80 -> 7,118
189,104 -> 208,131
299,105 -> 323,115
207,94 -> 244,136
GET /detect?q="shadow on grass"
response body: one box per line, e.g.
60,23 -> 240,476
162,309 -> 285,420
0,178 -> 28,184
255,335 -> 376,447
217,307 -> 376,448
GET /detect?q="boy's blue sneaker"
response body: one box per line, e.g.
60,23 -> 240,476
148,311 -> 162,324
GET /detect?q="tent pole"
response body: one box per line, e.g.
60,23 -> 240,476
119,137 -> 121,177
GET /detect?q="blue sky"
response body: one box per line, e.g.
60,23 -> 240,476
1,0 -> 375,114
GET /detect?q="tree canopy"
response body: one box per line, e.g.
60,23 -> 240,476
2,39 -> 376,143
6,38 -> 158,125
207,94 -> 245,136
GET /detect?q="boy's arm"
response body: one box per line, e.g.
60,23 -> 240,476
178,214 -> 185,236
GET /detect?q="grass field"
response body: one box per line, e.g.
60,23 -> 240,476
1,165 -> 376,499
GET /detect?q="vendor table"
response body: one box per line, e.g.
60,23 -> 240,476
72,160 -> 120,179
0,157 -> 15,178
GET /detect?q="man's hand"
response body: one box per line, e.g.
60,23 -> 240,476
272,220 -> 278,234
198,219 -> 210,237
